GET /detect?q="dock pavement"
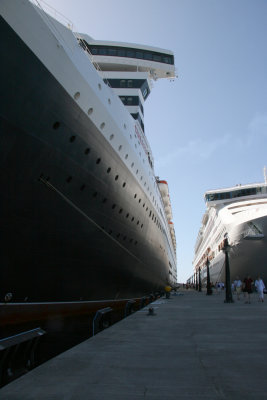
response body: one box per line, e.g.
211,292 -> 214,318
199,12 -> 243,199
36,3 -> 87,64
2,288 -> 267,399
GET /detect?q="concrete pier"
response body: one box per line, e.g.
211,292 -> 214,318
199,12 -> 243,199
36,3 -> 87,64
2,289 -> 267,399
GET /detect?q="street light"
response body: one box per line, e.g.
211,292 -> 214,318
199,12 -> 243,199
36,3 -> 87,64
198,267 -> 202,292
206,257 -> 212,295
222,235 -> 234,303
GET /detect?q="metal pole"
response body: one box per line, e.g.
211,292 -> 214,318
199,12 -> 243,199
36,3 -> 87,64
223,237 -> 234,303
206,257 -> 212,295
195,271 -> 198,291
198,267 -> 202,292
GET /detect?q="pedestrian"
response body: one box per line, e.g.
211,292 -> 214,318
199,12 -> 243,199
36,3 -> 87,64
233,276 -> 242,300
243,275 -> 253,304
255,276 -> 265,302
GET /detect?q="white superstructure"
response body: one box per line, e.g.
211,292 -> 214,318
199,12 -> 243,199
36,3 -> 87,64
191,181 -> 267,285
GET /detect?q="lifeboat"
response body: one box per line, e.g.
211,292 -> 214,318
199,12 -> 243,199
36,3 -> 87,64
158,180 -> 169,197
158,179 -> 173,220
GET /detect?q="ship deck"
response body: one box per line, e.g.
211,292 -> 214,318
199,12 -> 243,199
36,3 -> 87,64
2,288 -> 267,399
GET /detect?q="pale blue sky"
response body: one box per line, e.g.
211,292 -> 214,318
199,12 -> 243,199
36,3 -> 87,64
43,0 -> 267,282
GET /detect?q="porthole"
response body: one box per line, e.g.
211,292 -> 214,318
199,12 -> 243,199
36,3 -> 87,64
122,182 -> 126,188
74,91 -> 80,100
88,108 -> 93,115
131,217 -> 134,222
124,123 -> 127,129
102,198 -> 107,203
141,224 -> 143,228
140,176 -> 143,181
96,158 -> 101,164
126,213 -> 129,218
146,207 -> 148,211
53,121 -> 60,130
100,122 -> 105,130
134,241 -> 138,245
135,144 -> 137,149
130,134 -> 132,139
108,98 -> 111,104
130,238 -> 133,243
112,204 -> 116,209
137,221 -> 140,225
131,162 -> 134,168
134,194 -> 137,198
98,83 -> 102,90
139,199 -> 141,203
109,229 -> 112,234
107,167 -> 111,173
136,169 -> 139,174
143,203 -> 145,207
84,148 -> 90,154
115,175 -> 119,181
149,211 -> 152,217
117,233 -> 120,238
118,145 -> 122,151
144,182 -> 146,186
70,136 -> 76,142
93,192 -> 98,197
119,208 -> 123,214
125,154 -> 128,159
109,134 -> 114,140
80,184 -> 85,191
123,236 -> 127,240
66,176 -> 72,183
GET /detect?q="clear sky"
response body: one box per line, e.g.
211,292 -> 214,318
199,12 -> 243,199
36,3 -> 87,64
42,0 -> 267,283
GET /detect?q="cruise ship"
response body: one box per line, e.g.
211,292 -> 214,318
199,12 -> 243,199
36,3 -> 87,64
0,0 -> 177,303
192,177 -> 267,286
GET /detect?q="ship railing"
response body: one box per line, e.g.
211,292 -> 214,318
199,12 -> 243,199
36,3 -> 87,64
74,35 -> 104,74
0,327 -> 46,387
31,0 -> 73,30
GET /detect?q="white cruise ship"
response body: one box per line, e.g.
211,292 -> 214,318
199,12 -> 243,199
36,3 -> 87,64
192,177 -> 267,285
0,0 -> 177,305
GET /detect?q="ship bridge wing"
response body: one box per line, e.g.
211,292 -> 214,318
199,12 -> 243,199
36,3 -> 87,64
76,34 -> 176,81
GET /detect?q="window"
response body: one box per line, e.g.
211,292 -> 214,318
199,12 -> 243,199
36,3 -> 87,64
127,50 -> 134,58
85,44 -> 174,65
118,49 -> 125,57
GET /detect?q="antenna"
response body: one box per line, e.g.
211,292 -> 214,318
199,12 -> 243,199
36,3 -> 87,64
264,166 -> 267,184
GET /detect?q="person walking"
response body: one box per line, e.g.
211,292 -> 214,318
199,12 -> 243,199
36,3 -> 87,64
255,276 -> 265,302
233,276 -> 242,300
243,275 -> 253,304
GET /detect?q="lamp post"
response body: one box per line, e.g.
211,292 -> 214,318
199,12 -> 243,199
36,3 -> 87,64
206,257 -> 212,295
222,236 -> 234,303
198,267 -> 202,292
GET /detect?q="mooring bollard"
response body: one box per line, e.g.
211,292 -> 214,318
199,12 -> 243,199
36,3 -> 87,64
92,307 -> 113,336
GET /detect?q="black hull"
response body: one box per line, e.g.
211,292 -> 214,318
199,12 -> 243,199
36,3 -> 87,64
0,15 -> 173,302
